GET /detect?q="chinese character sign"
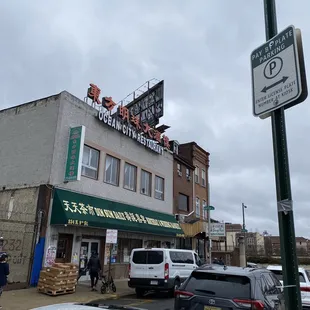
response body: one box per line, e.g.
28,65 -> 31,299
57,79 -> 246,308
64,126 -> 86,181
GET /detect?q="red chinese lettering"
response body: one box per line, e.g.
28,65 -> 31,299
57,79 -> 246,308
119,105 -> 130,122
87,83 -> 101,105
103,97 -> 117,111
130,114 -> 141,130
153,130 -> 162,143
163,135 -> 170,149
143,123 -> 152,138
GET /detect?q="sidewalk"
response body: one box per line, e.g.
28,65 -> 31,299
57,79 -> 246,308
1,279 -> 134,310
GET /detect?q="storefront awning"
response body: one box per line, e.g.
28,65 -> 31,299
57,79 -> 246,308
180,221 -> 207,237
51,188 -> 184,237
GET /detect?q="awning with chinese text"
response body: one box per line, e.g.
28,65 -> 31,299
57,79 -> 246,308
50,188 -> 184,237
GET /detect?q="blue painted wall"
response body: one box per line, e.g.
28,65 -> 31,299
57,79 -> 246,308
30,237 -> 45,286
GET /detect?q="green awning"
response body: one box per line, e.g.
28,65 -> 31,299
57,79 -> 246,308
51,188 -> 184,237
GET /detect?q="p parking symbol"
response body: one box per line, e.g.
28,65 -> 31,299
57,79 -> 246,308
264,56 -> 283,79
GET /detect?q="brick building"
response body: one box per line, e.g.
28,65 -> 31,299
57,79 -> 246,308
175,142 -> 210,260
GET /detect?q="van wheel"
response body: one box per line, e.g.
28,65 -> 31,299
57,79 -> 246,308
135,288 -> 145,298
169,279 -> 180,297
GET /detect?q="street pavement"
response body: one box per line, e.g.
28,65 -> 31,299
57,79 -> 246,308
92,291 -> 175,310
1,280 -> 134,310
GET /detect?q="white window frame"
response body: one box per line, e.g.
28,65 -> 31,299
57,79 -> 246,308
104,154 -> 120,186
186,168 -> 190,178
81,145 -> 99,179
155,176 -> 164,200
177,163 -> 181,173
140,169 -> 152,196
202,200 -> 207,219
124,162 -> 137,191
196,197 -> 200,217
202,169 -> 206,187
195,166 -> 199,183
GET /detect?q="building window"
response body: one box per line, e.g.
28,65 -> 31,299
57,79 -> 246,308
124,162 -> 137,191
186,168 -> 190,178
196,197 -> 200,217
141,170 -> 152,196
115,238 -> 142,263
178,193 -> 189,212
82,145 -> 99,179
155,176 -> 164,200
195,166 -> 199,183
203,200 -> 207,219
202,169 -> 206,187
104,155 -> 120,186
177,163 -> 181,172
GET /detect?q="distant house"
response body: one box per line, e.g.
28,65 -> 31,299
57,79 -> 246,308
265,236 -> 309,256
235,232 -> 265,256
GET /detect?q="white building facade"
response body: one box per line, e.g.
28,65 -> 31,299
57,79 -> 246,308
0,90 -> 182,286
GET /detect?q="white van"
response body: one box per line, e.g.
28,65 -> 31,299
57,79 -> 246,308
128,248 -> 201,297
267,265 -> 310,308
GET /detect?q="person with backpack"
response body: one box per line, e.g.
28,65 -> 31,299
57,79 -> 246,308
0,253 -> 9,309
87,251 -> 101,291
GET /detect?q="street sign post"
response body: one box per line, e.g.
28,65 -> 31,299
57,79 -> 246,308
204,205 -> 215,211
256,0 -> 308,308
251,25 -> 302,118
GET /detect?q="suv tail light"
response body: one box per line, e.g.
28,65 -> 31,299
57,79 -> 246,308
233,299 -> 264,310
175,290 -> 194,299
300,287 -> 310,292
128,263 -> 131,278
164,263 -> 169,280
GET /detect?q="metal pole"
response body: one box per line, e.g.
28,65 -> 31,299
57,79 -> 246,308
107,243 -> 112,292
242,203 -> 245,231
263,1 -> 301,309
207,182 -> 212,264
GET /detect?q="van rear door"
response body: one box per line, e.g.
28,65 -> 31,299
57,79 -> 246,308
146,250 -> 165,280
131,250 -> 148,279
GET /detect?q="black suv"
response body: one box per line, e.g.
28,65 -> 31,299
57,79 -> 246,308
175,264 -> 285,310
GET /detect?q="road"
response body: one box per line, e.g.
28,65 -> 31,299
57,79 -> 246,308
92,291 -> 174,310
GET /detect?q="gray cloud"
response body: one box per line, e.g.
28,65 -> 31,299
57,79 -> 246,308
1,0 -> 310,237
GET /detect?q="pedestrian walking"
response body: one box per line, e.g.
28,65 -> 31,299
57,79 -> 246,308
0,253 -> 10,309
87,251 -> 101,291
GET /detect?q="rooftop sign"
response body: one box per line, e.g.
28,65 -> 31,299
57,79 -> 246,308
85,82 -> 170,155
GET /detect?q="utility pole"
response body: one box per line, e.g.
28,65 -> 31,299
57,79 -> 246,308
207,183 -> 212,264
263,1 -> 302,309
242,203 -> 247,232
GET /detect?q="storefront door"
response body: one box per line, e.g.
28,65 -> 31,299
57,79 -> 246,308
55,234 -> 73,263
79,238 -> 101,282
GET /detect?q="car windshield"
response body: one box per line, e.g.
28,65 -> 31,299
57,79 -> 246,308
184,271 -> 251,299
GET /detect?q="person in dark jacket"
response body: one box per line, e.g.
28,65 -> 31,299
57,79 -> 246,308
0,253 -> 10,309
87,251 -> 101,291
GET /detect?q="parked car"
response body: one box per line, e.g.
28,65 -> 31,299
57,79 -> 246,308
175,265 -> 285,309
128,247 -> 201,297
267,265 -> 310,309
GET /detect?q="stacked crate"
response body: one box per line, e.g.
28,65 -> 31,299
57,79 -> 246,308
37,263 -> 79,296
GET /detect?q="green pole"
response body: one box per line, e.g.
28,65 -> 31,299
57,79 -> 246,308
263,1 -> 301,309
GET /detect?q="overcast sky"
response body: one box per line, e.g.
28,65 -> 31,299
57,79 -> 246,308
1,0 -> 310,237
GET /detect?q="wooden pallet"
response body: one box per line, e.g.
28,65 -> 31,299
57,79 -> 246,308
38,287 -> 76,296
